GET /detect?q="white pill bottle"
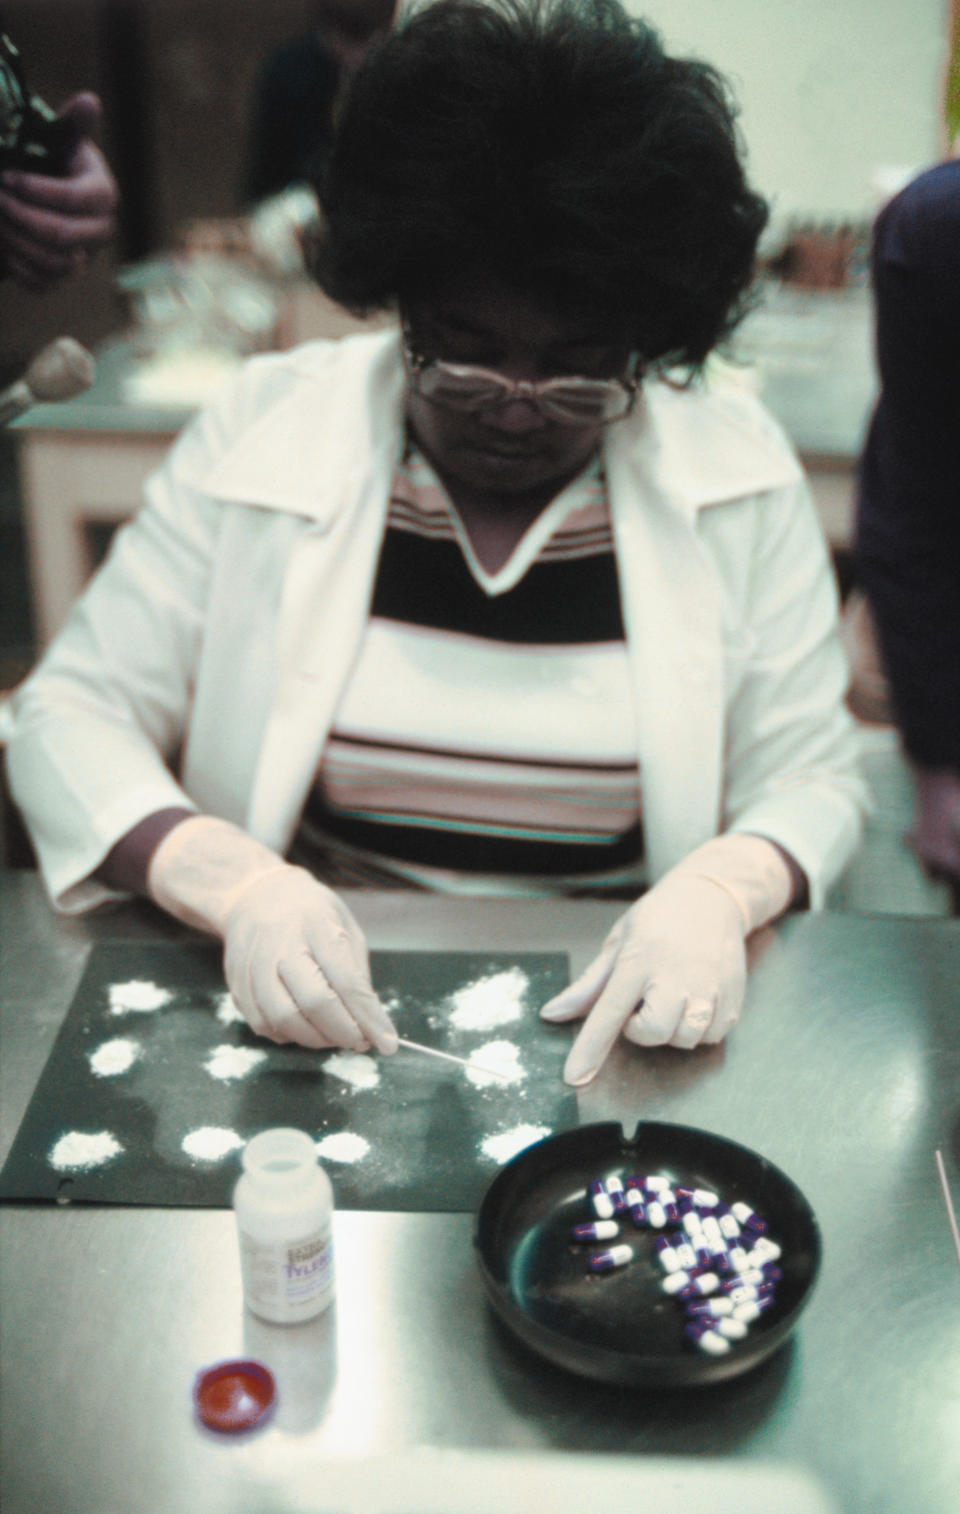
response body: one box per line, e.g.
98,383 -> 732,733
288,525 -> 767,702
234,1128 -> 335,1324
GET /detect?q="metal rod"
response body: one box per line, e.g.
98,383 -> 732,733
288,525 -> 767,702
395,1036 -> 512,1081
935,1149 -> 960,1271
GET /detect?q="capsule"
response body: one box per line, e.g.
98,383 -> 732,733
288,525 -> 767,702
656,1236 -> 682,1273
687,1295 -> 734,1317
693,1243 -> 714,1270
682,1210 -> 705,1242
715,1203 -> 741,1240
701,1215 -> 723,1249
662,1269 -> 695,1295
572,1220 -> 619,1242
605,1175 -> 628,1214
643,1175 -> 670,1193
588,1243 -> 633,1273
723,1282 -> 775,1305
714,1315 -> 749,1340
750,1236 -> 782,1264
674,1239 -> 698,1271
625,1178 -> 646,1220
589,1180 -> 615,1220
646,1200 -> 667,1229
727,1245 -> 752,1273
684,1321 -> 730,1356
692,1188 -> 719,1208
679,1271 -> 720,1298
732,1295 -> 775,1323
731,1201 -> 767,1234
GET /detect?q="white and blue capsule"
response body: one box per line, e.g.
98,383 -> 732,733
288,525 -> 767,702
656,1235 -> 683,1273
571,1219 -> 619,1243
588,1243 -> 634,1273
589,1180 -> 615,1220
730,1200 -> 767,1234
679,1270 -> 720,1298
605,1175 -> 628,1214
684,1320 -> 731,1356
625,1179 -> 647,1227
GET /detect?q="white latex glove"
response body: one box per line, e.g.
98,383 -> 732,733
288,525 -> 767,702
540,834 -> 795,1086
148,816 -> 398,1054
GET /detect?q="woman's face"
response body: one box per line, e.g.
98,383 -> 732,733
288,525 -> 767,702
403,271 -> 635,504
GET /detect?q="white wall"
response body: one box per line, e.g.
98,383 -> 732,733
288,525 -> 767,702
626,0 -> 948,225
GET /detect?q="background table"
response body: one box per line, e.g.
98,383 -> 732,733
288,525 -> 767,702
2,873 -> 958,1514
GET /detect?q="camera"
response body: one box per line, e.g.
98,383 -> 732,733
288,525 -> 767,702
0,31 -> 74,175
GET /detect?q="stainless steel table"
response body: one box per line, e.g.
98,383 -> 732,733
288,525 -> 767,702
2,872 -> 959,1514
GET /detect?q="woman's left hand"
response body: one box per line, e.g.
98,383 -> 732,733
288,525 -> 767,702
539,831 -> 798,1086
540,873 -> 747,1084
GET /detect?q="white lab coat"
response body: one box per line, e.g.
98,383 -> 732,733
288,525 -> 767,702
7,328 -> 867,911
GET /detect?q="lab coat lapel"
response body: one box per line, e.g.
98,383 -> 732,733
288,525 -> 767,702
230,334 -> 406,847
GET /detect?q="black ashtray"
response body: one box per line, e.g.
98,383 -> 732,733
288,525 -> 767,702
474,1120 -> 820,1386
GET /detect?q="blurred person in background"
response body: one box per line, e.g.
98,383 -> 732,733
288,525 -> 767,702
855,159 -> 960,907
6,0 -> 867,1086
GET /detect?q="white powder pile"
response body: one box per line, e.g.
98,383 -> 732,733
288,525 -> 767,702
316,1131 -> 370,1163
480,1124 -> 551,1165
203,1044 -> 268,1082
214,991 -> 245,1027
108,979 -> 172,1015
182,1127 -> 245,1161
50,1130 -> 124,1171
88,1037 -> 141,1077
448,968 -> 529,1032
322,1051 -> 380,1090
466,1039 -> 526,1089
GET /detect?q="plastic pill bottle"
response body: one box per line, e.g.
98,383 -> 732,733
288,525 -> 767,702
234,1127 -> 335,1324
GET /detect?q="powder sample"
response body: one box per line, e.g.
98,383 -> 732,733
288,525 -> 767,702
480,1124 -> 551,1165
316,1131 -> 371,1163
50,1130 -> 124,1171
466,1039 -> 526,1089
108,979 -> 172,1014
448,968 -> 529,1032
88,1037 -> 141,1077
182,1127 -> 245,1161
322,1051 -> 380,1090
214,991 -> 245,1027
203,1044 -> 268,1082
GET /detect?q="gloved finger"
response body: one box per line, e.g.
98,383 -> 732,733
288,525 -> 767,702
539,932 -> 621,1022
668,994 -> 716,1050
622,979 -> 687,1046
248,956 -> 339,1050
304,917 -> 398,1054
562,957 -> 650,1086
701,975 -> 745,1045
279,951 -> 371,1052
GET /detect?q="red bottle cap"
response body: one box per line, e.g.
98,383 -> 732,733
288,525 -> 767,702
193,1359 -> 276,1433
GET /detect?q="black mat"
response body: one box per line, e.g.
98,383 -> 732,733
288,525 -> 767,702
0,941 -> 575,1211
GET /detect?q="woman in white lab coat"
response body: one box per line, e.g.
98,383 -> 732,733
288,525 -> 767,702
6,0 -> 866,1085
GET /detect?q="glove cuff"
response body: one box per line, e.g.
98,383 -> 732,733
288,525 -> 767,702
147,815 -> 288,935
669,833 -> 795,936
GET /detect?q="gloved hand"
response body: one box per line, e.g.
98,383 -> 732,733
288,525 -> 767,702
540,834 -> 796,1086
148,816 -> 398,1054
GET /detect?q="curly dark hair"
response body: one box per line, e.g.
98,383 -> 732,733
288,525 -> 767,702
310,0 -> 768,371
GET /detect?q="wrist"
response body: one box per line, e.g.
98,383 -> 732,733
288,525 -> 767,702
669,833 -> 796,935
147,815 -> 288,936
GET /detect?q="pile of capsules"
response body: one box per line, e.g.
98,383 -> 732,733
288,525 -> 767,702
572,1173 -> 782,1357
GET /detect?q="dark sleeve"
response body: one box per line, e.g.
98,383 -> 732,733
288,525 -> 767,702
855,162 -> 960,769
239,35 -> 341,207
93,807 -> 196,897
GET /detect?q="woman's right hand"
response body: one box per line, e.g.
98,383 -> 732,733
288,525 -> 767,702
221,865 -> 397,1051
147,815 -> 398,1053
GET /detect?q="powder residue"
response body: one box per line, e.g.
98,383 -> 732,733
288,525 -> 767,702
88,1037 -> 141,1077
316,1131 -> 370,1163
480,1124 -> 551,1165
321,1051 -> 380,1090
108,979 -> 172,1015
466,1039 -> 526,1089
448,967 -> 529,1032
182,1127 -> 245,1161
50,1130 -> 124,1171
214,991 -> 245,1027
203,1044 -> 268,1082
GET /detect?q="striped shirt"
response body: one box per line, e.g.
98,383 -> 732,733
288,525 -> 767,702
291,446 -> 646,896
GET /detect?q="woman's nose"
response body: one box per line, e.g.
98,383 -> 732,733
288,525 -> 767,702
481,394 -> 548,434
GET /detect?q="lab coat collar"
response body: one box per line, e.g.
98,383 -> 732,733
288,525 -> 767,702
202,328 -> 800,524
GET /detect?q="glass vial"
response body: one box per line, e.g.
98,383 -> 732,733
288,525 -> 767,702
234,1127 -> 335,1324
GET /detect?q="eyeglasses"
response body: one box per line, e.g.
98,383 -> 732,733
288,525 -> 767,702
402,328 -> 642,426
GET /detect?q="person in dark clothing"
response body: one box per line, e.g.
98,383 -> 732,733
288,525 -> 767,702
240,0 -> 397,207
855,160 -> 960,896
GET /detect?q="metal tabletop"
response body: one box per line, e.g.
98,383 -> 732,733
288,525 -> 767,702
2,872 -> 958,1514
